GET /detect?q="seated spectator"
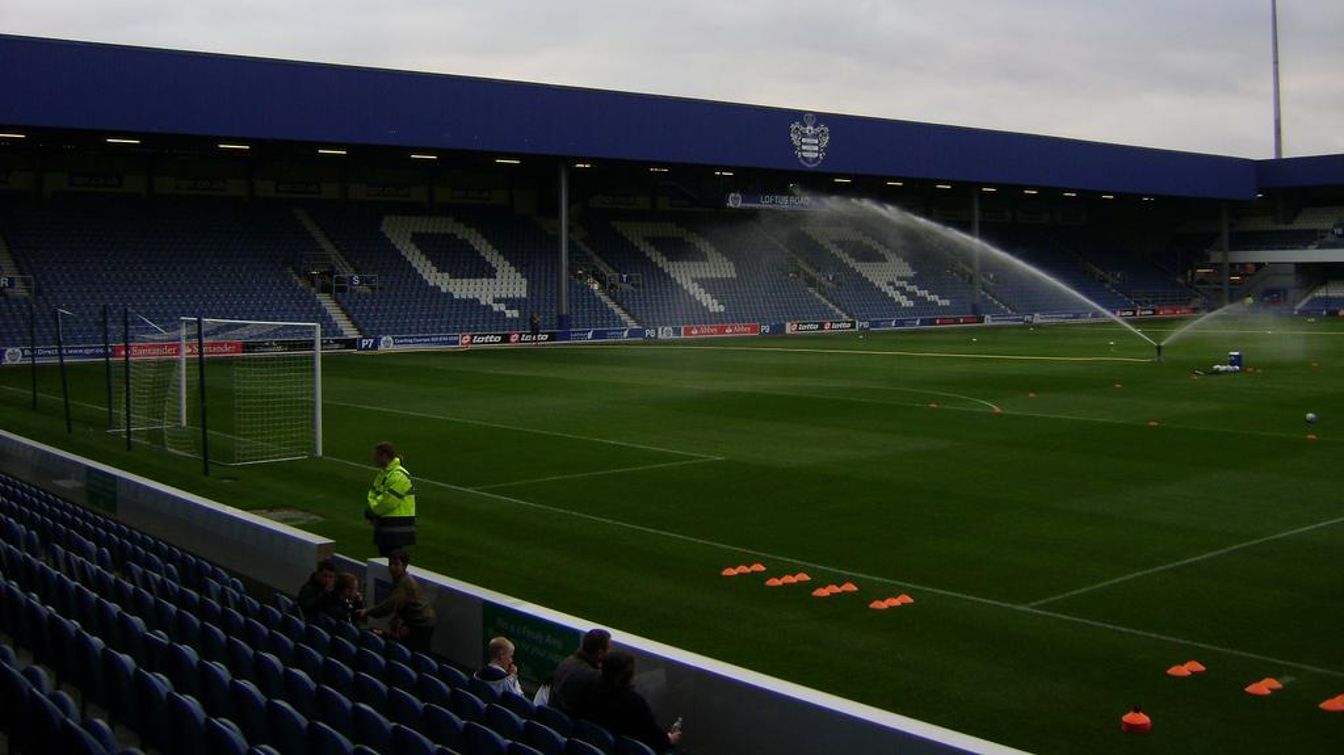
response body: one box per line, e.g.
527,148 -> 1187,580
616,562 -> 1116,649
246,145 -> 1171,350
551,628 -> 610,718
326,572 -> 364,623
590,650 -> 681,754
355,549 -> 437,652
474,636 -> 524,697
296,559 -> 338,620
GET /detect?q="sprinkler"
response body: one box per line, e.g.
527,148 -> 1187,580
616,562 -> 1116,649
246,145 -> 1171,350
1154,343 -> 1163,362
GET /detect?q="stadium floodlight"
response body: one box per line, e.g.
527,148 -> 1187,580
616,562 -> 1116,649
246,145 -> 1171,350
981,187 -> 997,193
0,132 -> 25,139
1101,194 -> 1115,200
1062,191 -> 1078,197
317,148 -> 347,155
935,184 -> 952,190
833,178 -> 852,184
217,143 -> 250,150
495,158 -> 521,164
648,167 -> 669,173
106,137 -> 141,144
1141,197 -> 1155,202
1023,189 -> 1039,195
410,153 -> 437,160
885,181 -> 904,187
572,162 -> 593,168
714,170 -> 734,176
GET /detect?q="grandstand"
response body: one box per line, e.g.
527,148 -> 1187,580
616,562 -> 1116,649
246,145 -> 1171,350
3,33 -> 1344,755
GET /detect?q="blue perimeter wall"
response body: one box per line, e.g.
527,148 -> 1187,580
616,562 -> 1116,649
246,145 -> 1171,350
0,35 -> 1338,199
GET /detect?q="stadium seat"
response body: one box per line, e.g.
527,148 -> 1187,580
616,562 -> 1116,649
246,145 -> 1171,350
393,722 -> 439,755
309,718 -> 356,755
227,636 -> 256,680
564,738 -> 607,755
132,669 -> 173,749
208,716 -> 251,755
522,720 -> 566,755
439,663 -> 471,690
168,691 -> 210,753
200,660 -> 235,719
386,659 -> 418,691
60,716 -> 110,755
268,698 -> 311,755
355,647 -> 386,678
614,736 -> 657,755
231,678 -> 271,745
509,743 -> 546,755
353,671 -> 390,713
384,640 -> 412,665
418,672 -> 454,709
104,649 -> 137,730
421,703 -> 466,751
469,676 -> 504,705
163,642 -> 201,696
321,657 -> 356,697
268,630 -> 296,666
82,717 -> 120,755
486,703 -> 526,741
534,706 -> 573,738
501,691 -> 536,721
465,720 -> 510,755
329,636 -> 358,666
351,702 -> 393,753
451,686 -> 487,722
388,685 -> 426,728
254,651 -> 286,698
316,684 -> 355,738
285,667 -> 319,717
571,720 -> 615,754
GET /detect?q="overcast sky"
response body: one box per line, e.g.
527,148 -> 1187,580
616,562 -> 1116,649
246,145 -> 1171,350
6,0 -> 1341,158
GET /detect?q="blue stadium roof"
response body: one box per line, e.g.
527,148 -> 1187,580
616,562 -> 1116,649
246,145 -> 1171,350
0,35 -> 1339,200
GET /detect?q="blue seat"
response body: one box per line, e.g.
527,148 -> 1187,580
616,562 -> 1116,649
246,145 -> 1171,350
501,691 -> 536,721
175,609 -> 203,648
303,623 -> 330,654
199,597 -> 223,626
355,647 -> 385,678
309,718 -> 355,755
0,665 -> 30,748
104,649 -> 137,730
244,617 -> 270,650
439,663 -> 471,690
231,678 -> 270,745
221,607 -> 246,637
353,671 -> 389,713
465,720 -> 509,755
154,597 -> 178,634
115,611 -> 148,666
168,691 -> 210,753
200,660 -> 235,719
280,612 -> 306,642
163,642 -> 201,696
351,702 -> 393,753
320,657 -> 355,697
141,631 -> 170,676
76,629 -> 108,709
534,705 -> 573,738
571,720 -> 614,754
387,685 -> 425,729
82,717 -> 120,754
60,715 -> 110,755
284,667 -> 319,717
357,631 -> 385,655
410,652 -> 438,677
132,669 -> 173,750
510,743 -> 546,755
614,736 -> 656,755
469,677 -> 503,705
422,703 -> 466,751
486,703 -> 526,741
227,636 -> 256,680
295,643 -> 324,681
523,720 -> 566,755
451,687 -> 487,722
259,604 -> 283,628
384,640 -> 412,665
329,636 -> 358,665
267,630 -> 295,666
392,723 -> 438,755
418,672 -> 454,709
254,651 -> 285,698
200,622 -> 229,664
386,659 -> 418,691
316,684 -> 354,738
207,716 -> 250,755
332,620 -> 360,645
268,698 -> 310,755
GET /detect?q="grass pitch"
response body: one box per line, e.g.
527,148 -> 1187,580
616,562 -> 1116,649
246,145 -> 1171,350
3,318 -> 1343,754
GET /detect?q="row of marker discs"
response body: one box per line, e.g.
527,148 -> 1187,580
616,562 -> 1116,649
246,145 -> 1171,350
721,563 -> 915,610
1164,660 -> 1344,711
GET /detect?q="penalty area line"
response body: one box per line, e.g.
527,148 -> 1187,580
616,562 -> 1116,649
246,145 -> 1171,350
566,344 -> 1152,363
324,455 -> 1344,680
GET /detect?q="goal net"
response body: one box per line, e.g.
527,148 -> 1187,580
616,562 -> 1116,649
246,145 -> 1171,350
113,317 -> 322,466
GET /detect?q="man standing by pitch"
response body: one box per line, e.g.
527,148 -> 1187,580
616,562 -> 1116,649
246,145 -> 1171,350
366,442 -> 416,555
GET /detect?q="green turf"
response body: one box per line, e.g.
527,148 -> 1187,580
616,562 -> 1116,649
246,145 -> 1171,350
3,318 -> 1344,753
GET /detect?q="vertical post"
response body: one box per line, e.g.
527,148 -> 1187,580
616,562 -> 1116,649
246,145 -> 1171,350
123,307 -> 132,450
313,322 -> 323,457
558,161 -> 571,332
1220,202 -> 1231,307
55,309 -> 72,434
197,317 -> 209,476
28,299 -> 37,410
103,304 -> 113,427
1271,0 -> 1283,159
178,319 -> 188,428
971,187 -> 982,316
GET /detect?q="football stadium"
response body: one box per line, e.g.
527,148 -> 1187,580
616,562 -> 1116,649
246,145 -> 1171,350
2,32 -> 1344,755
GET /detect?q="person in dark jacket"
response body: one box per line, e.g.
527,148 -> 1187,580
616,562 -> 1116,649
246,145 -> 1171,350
589,651 -> 682,753
296,559 -> 338,620
356,549 -> 436,652
327,572 -> 364,623
551,628 -> 610,717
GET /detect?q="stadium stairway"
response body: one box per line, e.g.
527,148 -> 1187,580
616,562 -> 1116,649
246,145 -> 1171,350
0,472 -> 655,755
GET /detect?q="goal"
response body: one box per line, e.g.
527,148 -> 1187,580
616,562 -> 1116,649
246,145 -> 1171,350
114,317 -> 322,467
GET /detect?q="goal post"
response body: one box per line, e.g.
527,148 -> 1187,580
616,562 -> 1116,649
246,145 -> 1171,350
172,317 -> 324,467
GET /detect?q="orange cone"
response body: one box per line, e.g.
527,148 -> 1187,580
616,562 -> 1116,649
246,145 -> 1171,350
1114,383 -> 1123,389
734,565 -> 751,574
1319,695 -> 1344,712
1307,433 -> 1319,441
839,582 -> 858,593
883,597 -> 902,608
992,406 -> 1004,415
868,600 -> 888,610
779,575 -> 797,584
811,588 -> 830,597
749,563 -> 766,572
1260,678 -> 1283,690
1166,665 -> 1192,677
1183,660 -> 1206,673
794,573 -> 812,582
720,568 -> 736,577
1147,420 -> 1160,428
1028,392 -> 1038,398
895,593 -> 914,605
1120,707 -> 1151,734
928,403 -> 939,409
824,584 -> 842,595
765,577 -> 782,587
1244,682 -> 1272,696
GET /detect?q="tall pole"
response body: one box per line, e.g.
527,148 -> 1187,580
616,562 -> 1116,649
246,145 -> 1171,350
55,309 -> 72,434
123,307 -> 132,450
197,316 -> 209,476
102,304 -> 113,427
558,162 -> 571,332
1271,0 -> 1283,158
28,300 -> 37,410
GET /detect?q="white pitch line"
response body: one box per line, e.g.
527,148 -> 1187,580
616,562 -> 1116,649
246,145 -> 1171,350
323,455 -> 1344,679
565,344 -> 1152,363
326,399 -> 718,460
1027,514 -> 1344,608
470,457 -> 722,491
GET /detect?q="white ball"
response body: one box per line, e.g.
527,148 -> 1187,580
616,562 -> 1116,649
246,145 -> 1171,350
1306,412 -> 1318,424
